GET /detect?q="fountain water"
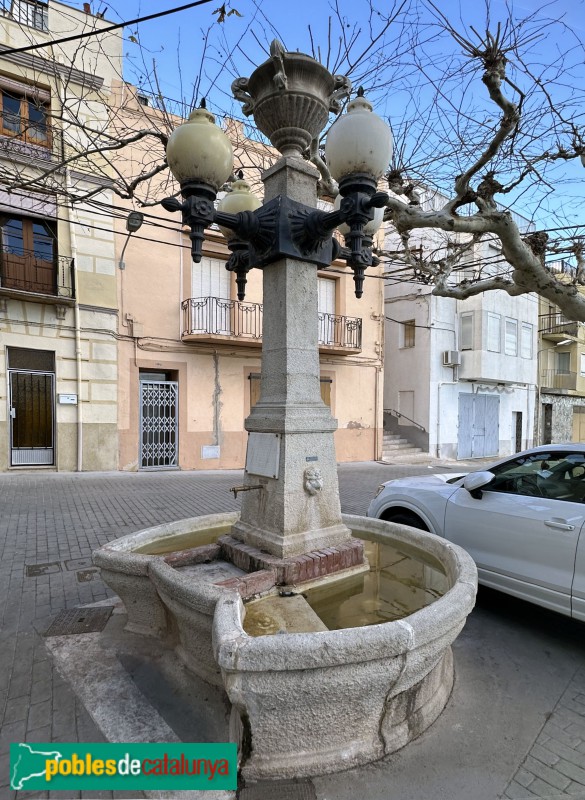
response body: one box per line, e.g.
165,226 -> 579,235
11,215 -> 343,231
94,41 -> 477,780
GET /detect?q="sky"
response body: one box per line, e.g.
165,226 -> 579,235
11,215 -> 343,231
65,0 -> 585,236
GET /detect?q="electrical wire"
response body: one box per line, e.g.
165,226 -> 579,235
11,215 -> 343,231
0,0 -> 216,56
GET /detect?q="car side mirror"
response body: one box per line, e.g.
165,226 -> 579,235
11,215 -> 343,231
463,471 -> 496,499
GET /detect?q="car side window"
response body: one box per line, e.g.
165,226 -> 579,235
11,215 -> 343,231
487,452 -> 585,502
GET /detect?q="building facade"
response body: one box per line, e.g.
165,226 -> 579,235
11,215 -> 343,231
112,86 -> 385,472
383,191 -> 538,460
0,0 -> 121,471
537,260 -> 585,444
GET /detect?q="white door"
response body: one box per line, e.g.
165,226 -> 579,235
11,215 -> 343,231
191,257 -> 231,334
444,449 -> 585,615
318,277 -> 336,345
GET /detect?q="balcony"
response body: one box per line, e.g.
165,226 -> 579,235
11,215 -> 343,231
181,296 -> 262,345
0,126 -> 61,164
540,369 -> 578,392
181,296 -> 362,353
318,311 -> 362,352
0,248 -> 74,300
539,312 -> 580,340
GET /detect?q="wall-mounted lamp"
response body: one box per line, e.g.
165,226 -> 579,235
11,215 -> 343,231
119,211 -> 144,270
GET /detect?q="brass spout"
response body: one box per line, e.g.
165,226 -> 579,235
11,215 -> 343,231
230,484 -> 264,499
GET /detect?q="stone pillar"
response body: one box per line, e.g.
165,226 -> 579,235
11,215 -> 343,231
231,157 -> 353,558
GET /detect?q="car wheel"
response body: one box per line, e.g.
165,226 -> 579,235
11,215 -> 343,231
380,509 -> 429,531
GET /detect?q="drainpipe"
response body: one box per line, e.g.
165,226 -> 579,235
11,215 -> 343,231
65,170 -> 83,471
57,70 -> 82,469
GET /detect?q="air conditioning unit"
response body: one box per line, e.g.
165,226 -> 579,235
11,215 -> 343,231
442,350 -> 462,366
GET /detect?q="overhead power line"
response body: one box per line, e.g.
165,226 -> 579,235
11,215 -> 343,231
0,0 -> 215,56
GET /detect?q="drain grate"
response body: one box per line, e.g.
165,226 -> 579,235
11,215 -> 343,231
76,569 -> 98,583
64,557 -> 94,571
25,561 -> 62,577
44,607 -> 113,637
238,781 -> 316,800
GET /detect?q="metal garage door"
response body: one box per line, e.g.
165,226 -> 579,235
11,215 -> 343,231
458,393 -> 500,459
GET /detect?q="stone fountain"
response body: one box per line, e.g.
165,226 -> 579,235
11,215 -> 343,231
94,41 -> 477,780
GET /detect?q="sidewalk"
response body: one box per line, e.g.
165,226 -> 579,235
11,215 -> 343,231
1,462 -> 584,799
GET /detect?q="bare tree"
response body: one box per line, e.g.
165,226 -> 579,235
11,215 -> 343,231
1,0 -> 585,318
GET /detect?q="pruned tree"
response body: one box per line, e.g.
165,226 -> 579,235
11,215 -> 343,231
1,0 -> 585,318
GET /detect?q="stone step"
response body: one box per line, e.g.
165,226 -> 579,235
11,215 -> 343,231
382,437 -> 410,446
383,442 -> 421,452
382,447 -> 424,457
380,452 -> 432,463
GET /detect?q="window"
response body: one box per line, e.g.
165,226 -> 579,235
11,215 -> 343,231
504,318 -> 518,356
460,312 -> 473,350
401,319 -> 415,348
2,1 -> 48,31
557,351 -> 571,375
580,353 -> 585,377
520,323 -> 533,359
0,87 -> 49,145
318,277 -> 336,346
0,214 -> 57,293
487,451 -> 585,503
486,312 -> 500,352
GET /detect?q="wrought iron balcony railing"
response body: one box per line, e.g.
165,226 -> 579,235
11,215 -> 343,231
318,311 -> 362,349
538,312 -> 579,337
182,296 -> 263,340
0,248 -> 74,298
181,296 -> 362,350
540,369 -> 578,391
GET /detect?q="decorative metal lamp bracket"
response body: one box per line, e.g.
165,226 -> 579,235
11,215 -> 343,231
162,182 -> 388,299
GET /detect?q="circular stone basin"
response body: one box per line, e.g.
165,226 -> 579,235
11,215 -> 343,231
93,512 -> 477,780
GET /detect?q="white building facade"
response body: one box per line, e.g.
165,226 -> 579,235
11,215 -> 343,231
383,196 -> 538,460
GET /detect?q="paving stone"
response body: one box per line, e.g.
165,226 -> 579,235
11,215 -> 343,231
505,780 -> 537,798
3,697 -> 29,724
527,776 -> 571,797
515,768 -> 537,789
523,755 -> 571,791
542,722 -> 584,750
530,744 -> 561,768
546,738 -> 585,773
555,759 -> 585,785
27,700 -> 52,732
0,720 -> 26,754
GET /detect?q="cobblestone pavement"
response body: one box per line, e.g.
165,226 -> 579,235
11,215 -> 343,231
1,460 -> 584,800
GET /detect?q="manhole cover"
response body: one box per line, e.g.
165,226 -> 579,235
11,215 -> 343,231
44,607 -> 113,637
76,569 -> 98,583
65,557 -> 94,571
238,781 -> 316,800
26,562 -> 62,577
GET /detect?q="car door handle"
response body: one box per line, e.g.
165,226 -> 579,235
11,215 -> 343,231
544,519 -> 575,531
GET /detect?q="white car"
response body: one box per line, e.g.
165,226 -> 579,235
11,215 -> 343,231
367,444 -> 585,620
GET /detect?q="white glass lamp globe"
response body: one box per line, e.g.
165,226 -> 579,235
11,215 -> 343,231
216,176 -> 262,241
166,106 -> 233,190
334,193 -> 384,237
325,92 -> 392,182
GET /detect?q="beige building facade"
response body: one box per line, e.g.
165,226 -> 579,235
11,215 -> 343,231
0,1 -> 121,471
113,87 -> 385,472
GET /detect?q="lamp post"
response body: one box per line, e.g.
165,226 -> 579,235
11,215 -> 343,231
163,41 -> 392,565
